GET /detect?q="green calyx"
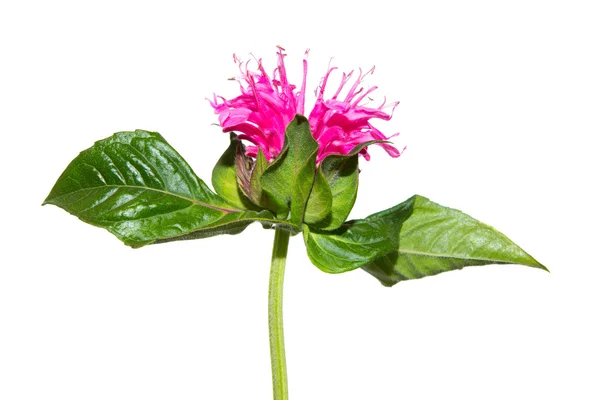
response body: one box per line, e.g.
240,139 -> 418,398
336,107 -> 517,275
213,115 -> 364,231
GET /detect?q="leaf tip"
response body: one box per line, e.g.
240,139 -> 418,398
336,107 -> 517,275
292,113 -> 310,125
41,195 -> 55,207
521,251 -> 549,273
535,262 -> 550,273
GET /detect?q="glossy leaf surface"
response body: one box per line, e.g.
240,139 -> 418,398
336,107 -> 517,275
44,130 -> 292,247
304,195 -> 547,285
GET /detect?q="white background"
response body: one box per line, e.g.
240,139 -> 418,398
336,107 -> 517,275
1,1 -> 599,399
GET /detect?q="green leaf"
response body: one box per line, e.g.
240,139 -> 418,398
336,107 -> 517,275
44,130 -> 296,247
303,168 -> 332,225
307,140 -> 383,230
311,153 -> 359,230
211,133 -> 256,210
261,115 -> 319,225
303,195 -> 547,285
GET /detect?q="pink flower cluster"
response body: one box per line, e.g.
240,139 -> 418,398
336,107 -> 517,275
209,47 -> 402,163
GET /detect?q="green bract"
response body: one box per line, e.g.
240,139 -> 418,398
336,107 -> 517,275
45,117 -> 547,283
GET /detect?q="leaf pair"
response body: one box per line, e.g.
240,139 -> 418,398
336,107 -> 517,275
44,122 -> 547,286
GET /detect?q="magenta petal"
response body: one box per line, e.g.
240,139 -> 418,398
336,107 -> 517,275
210,48 -> 402,165
209,47 -> 307,161
308,65 -> 401,162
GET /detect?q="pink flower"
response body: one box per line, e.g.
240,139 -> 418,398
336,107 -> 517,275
309,66 -> 401,163
209,48 -> 402,163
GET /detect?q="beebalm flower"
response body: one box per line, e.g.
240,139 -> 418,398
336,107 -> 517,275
209,47 -> 402,163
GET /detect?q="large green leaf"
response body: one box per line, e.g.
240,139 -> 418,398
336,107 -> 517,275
44,130 -> 294,247
304,195 -> 547,285
261,115 -> 319,225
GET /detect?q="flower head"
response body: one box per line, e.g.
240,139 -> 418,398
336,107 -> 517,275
208,47 -> 307,162
309,66 -> 401,163
209,48 -> 402,163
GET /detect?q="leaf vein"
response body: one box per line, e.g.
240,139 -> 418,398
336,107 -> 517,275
48,185 -> 239,214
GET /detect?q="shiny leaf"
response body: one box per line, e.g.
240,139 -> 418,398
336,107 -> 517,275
44,130 -> 295,247
304,195 -> 547,284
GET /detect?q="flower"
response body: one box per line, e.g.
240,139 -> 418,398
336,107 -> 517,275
309,66 -> 401,163
209,47 -> 402,163
208,47 -> 306,162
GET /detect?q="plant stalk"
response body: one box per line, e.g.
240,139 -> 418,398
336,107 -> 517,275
269,227 -> 291,400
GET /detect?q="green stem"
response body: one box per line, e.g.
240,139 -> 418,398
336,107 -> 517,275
269,228 -> 291,400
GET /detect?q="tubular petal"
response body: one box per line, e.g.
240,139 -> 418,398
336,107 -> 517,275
209,49 -> 402,164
